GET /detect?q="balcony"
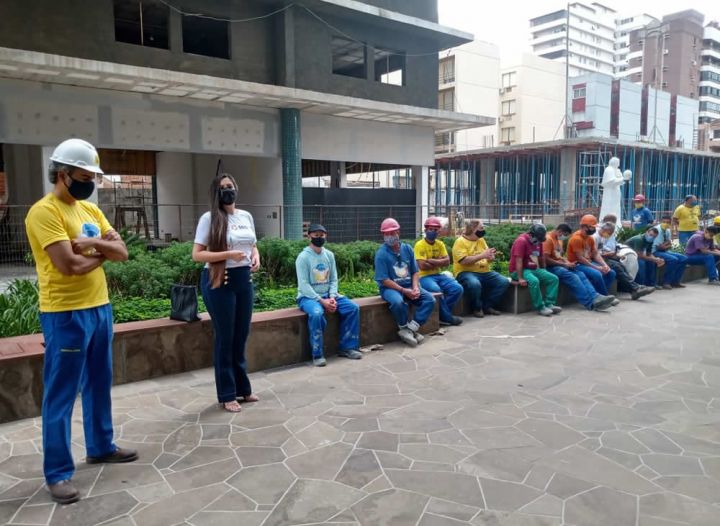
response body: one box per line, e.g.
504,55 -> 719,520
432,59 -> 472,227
439,72 -> 455,86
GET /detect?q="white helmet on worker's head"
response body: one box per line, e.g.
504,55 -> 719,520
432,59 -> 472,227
49,138 -> 104,175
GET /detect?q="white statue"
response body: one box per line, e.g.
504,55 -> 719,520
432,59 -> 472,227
599,157 -> 631,223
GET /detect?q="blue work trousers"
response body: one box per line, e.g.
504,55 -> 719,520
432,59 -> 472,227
380,287 -> 435,328
419,274 -> 463,323
655,251 -> 688,285
546,266 -> 599,310
456,271 -> 510,313
575,264 -> 616,295
298,295 -> 360,359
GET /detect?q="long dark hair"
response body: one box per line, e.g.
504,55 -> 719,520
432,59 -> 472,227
208,173 -> 238,288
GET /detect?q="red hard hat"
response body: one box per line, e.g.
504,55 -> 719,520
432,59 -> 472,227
424,216 -> 442,229
633,194 -> 646,202
580,214 -> 598,226
380,217 -> 401,233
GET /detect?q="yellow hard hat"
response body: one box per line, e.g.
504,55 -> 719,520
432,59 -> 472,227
714,216 -> 720,226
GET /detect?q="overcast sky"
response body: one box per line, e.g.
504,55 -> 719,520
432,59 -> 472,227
438,0 -> 720,59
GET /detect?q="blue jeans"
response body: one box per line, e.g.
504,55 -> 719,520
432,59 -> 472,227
636,259 -> 658,286
456,271 -> 510,313
575,264 -> 616,295
685,254 -> 720,281
678,231 -> 695,245
298,295 -> 360,359
420,274 -> 464,323
201,267 -> 253,403
547,266 -> 598,310
39,304 -> 116,485
655,251 -> 688,285
381,287 -> 436,327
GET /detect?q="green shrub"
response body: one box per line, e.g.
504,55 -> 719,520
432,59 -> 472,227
0,280 -> 41,337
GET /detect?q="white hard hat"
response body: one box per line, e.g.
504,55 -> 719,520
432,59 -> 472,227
49,138 -> 104,174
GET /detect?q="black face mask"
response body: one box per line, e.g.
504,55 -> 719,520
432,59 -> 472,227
219,188 -> 236,205
310,237 -> 326,248
64,174 -> 95,201
475,230 -> 486,238
585,227 -> 596,235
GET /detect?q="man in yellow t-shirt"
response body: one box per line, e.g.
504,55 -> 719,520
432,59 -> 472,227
672,195 -> 701,245
413,217 -> 463,326
25,139 -> 137,505
451,219 -> 509,317
713,216 -> 720,247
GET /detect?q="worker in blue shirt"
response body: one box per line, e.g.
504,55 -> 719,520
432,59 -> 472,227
631,194 -> 654,230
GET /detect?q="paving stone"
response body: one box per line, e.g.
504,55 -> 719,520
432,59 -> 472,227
351,489 -> 428,526
523,466 -> 556,491
600,431 -> 651,454
379,417 -> 453,434
132,484 -> 224,525
458,447 -> 547,482
632,429 -> 682,455
588,403 -> 665,426
230,425 -> 291,447
661,431 -> 720,455
362,474 -> 392,493
519,494 -> 562,517
428,429 -> 474,447
169,445 -> 235,471
0,500 -> 26,525
340,418 -> 379,432
700,456 -> 720,480
516,419 -> 584,450
398,433 -> 429,444
205,488 -> 256,512
596,447 -> 641,469
127,480 -> 175,504
336,448 -> 383,489
189,511 -> 267,526
546,473 -> 596,499
399,444 -> 467,464
263,479 -> 365,526
639,492 -> 719,526
166,457 -> 241,492
50,491 -> 137,526
448,409 -> 520,429
294,421 -> 344,449
375,451 -> 412,469
655,475 -> 720,503
227,463 -> 296,505
286,442 -> 353,479
641,454 -> 703,476
386,469 -> 484,507
565,486 -> 637,526
89,463 -> 164,496
234,446 -> 285,467
463,427 -> 543,450
0,454 -> 44,479
357,431 -> 399,452
418,513 -> 469,526
8,502 -> 54,525
479,478 -> 542,512
555,416 -> 616,432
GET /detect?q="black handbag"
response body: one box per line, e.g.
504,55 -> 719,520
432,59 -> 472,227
170,284 -> 200,322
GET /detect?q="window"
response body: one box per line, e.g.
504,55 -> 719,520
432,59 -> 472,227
374,47 -> 405,86
113,0 -> 169,49
331,36 -> 366,78
501,71 -> 517,88
713,129 -> 720,139
501,100 -> 516,115
182,15 -> 229,59
500,127 -> 515,143
438,89 -> 454,111
573,87 -> 586,99
439,57 -> 455,84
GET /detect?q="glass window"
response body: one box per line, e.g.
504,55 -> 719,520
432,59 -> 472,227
331,36 -> 366,79
501,100 -> 516,115
500,127 -> 516,142
374,47 -> 405,86
438,89 -> 454,111
182,15 -> 229,59
114,0 -> 169,49
501,71 -> 517,88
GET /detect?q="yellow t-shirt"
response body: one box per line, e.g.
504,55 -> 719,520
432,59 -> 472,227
714,233 -> 720,248
413,238 -> 449,277
673,204 -> 700,232
25,193 -> 113,312
452,236 -> 491,276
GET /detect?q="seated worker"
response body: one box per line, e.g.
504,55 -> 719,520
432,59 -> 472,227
600,214 -> 638,278
684,227 -> 720,286
673,195 -> 701,245
414,217 -> 463,327
296,224 -> 362,367
509,224 -> 561,316
543,224 -> 615,311
714,216 -> 720,247
595,222 -> 654,300
631,194 -> 654,230
375,218 -> 436,347
567,215 -> 617,301
652,214 -> 688,289
625,226 -> 665,288
452,219 -> 510,318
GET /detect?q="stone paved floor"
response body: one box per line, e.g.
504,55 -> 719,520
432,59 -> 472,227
1,283 -> 720,526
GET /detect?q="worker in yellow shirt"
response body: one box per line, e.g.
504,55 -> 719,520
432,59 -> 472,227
25,139 -> 137,505
713,216 -> 720,247
414,217 -> 463,326
672,195 -> 701,245
451,219 -> 509,317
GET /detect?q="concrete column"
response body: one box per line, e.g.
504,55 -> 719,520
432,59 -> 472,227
479,158 -> 495,203
559,147 -> 577,212
281,108 -> 303,240
330,162 -> 347,188
412,166 -> 429,235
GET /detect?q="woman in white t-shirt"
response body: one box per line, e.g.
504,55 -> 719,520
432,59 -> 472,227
192,173 -> 261,413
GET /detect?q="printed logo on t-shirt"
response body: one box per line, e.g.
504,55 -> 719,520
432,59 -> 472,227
393,261 -> 409,280
312,262 -> 330,284
632,213 -> 641,224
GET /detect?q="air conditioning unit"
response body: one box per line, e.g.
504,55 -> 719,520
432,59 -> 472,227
663,49 -> 669,55
499,88 -> 506,95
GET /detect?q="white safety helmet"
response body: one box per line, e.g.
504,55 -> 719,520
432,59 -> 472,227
49,138 -> 104,174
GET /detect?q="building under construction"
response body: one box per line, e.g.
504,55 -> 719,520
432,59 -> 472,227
432,138 -> 720,226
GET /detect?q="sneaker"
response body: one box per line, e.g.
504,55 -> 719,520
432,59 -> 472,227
592,295 -> 614,311
47,480 -> 79,505
86,447 -> 138,465
484,308 -> 502,316
337,349 -> 362,360
654,285 -> 662,290
630,288 -> 641,300
473,310 -> 485,318
439,316 -> 464,326
538,307 -> 554,316
708,280 -> 720,286
313,357 -> 327,367
414,332 -> 425,344
407,320 -> 421,333
662,284 -> 673,290
548,305 -> 562,314
637,286 -> 655,297
672,283 -> 686,288
610,298 -> 620,306
397,328 -> 418,347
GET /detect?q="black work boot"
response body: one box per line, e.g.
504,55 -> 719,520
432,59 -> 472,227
48,479 -> 80,505
86,447 -> 138,464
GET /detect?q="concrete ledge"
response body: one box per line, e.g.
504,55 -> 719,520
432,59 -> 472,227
0,295 -> 439,423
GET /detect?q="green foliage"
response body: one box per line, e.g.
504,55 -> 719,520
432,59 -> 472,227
616,227 -> 645,243
0,280 -> 41,337
111,295 -> 207,323
338,278 -> 378,298
253,287 -> 297,312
